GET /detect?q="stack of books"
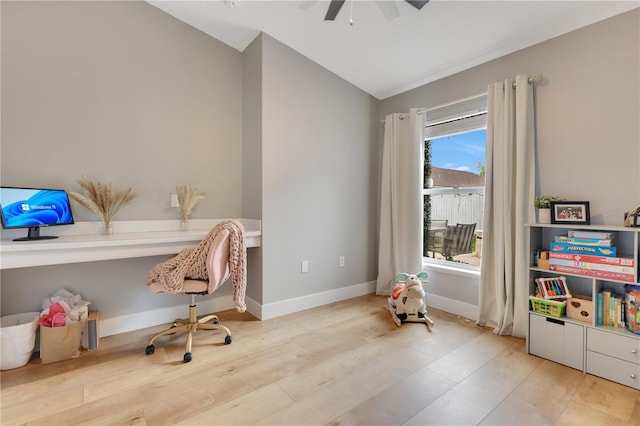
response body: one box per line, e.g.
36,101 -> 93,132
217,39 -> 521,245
597,288 -> 625,327
548,230 -> 635,283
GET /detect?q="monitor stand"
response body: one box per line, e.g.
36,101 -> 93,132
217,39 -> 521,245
13,226 -> 59,242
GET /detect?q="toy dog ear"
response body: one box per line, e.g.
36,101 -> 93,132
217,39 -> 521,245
416,272 -> 428,280
395,273 -> 409,282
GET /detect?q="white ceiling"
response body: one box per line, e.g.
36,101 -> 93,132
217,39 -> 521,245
148,0 -> 638,100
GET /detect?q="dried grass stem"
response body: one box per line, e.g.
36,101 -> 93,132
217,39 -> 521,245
176,185 -> 206,222
68,177 -> 136,226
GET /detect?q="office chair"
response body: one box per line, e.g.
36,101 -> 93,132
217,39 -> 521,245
144,220 -> 246,363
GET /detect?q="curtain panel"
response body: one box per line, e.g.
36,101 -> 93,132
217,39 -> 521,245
478,75 -> 535,337
376,109 -> 425,295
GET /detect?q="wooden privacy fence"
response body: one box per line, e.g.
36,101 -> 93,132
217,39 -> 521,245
428,190 -> 484,228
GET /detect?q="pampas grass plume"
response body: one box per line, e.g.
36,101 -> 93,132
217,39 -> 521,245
176,185 -> 206,222
68,176 -> 136,227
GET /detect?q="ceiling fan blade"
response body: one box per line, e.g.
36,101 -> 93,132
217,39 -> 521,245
405,0 -> 430,10
298,0 -> 318,11
325,0 -> 346,21
376,0 -> 400,21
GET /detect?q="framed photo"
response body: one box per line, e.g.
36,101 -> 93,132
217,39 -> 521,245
550,201 -> 590,225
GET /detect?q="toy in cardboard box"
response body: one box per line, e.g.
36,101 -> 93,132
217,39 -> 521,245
388,272 -> 434,330
625,284 -> 640,335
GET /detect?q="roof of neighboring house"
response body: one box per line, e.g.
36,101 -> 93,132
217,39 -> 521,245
431,166 -> 485,188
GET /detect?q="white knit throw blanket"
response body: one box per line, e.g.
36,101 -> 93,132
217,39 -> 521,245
145,220 -> 247,312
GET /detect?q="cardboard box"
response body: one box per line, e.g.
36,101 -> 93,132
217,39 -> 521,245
81,311 -> 99,351
537,259 -> 549,269
548,258 -> 634,274
567,294 -> 593,323
39,321 -> 81,364
549,252 -> 634,267
625,285 -> 640,335
548,265 -> 634,283
549,242 -> 616,257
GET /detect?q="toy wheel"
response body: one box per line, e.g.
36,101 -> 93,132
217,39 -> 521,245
224,335 -> 232,345
145,345 -> 155,355
183,352 -> 192,363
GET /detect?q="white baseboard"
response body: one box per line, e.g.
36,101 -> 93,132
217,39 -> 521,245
99,295 -> 238,337
98,282 -> 475,336
426,292 -> 479,322
258,281 -> 376,320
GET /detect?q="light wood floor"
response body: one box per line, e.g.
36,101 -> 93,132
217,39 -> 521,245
2,293 -> 639,425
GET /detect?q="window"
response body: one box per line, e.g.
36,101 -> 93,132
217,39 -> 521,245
423,95 -> 487,267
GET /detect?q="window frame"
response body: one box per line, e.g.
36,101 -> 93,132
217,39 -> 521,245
423,94 -> 488,270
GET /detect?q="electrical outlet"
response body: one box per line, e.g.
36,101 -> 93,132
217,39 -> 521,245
170,194 -> 179,207
339,256 -> 345,267
301,260 -> 309,273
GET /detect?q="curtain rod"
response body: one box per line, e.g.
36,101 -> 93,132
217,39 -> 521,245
513,73 -> 543,88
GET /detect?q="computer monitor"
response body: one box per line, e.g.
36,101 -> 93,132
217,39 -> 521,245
0,186 -> 75,241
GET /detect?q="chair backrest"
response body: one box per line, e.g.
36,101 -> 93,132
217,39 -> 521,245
205,228 -> 231,294
430,219 -> 448,229
444,223 -> 477,259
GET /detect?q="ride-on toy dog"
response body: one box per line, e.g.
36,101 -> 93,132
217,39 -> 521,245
388,272 -> 434,329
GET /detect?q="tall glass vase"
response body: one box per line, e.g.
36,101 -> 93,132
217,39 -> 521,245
102,223 -> 114,235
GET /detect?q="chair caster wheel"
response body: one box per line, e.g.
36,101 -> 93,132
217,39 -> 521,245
224,335 -> 232,345
145,345 -> 155,355
183,352 -> 192,363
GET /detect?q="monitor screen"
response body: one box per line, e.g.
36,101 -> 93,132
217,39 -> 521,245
0,187 -> 74,241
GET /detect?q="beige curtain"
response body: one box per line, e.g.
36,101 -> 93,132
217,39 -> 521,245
376,109 -> 425,295
478,75 -> 535,337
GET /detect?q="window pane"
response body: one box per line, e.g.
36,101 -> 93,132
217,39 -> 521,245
425,128 -> 485,267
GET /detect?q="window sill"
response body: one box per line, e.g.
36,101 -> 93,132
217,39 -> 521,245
423,258 -> 480,279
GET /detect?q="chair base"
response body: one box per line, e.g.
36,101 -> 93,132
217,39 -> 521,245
145,294 -> 232,363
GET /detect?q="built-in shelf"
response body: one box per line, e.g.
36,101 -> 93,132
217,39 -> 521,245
0,218 -> 261,269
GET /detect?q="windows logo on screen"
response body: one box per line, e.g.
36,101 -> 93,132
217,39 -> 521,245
21,203 -> 30,211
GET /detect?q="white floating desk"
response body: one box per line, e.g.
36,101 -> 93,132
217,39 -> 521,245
0,219 -> 261,269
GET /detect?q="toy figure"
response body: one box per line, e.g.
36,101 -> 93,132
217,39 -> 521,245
388,272 -> 434,329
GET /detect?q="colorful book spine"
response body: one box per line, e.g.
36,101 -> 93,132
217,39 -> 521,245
596,292 -> 603,325
602,289 -> 612,326
548,259 -> 634,274
549,242 -> 616,257
567,230 -> 613,240
554,236 -> 613,247
549,265 -> 634,282
548,252 -> 634,267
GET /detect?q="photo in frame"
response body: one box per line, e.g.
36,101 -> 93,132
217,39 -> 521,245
550,201 -> 590,225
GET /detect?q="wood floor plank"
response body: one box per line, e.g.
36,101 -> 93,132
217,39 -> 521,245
330,365 -> 456,426
480,357 -> 585,425
404,339 -> 541,425
175,383 -> 293,425
2,294 -> 639,426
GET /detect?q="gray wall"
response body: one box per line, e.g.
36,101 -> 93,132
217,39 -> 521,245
1,1 -> 242,316
260,34 -> 379,304
242,36 -> 264,304
2,2 -> 637,323
380,9 -> 639,314
0,1 -> 379,320
1,0 -> 243,220
381,9 -> 640,224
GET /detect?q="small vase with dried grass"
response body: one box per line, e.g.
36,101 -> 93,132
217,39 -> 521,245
176,185 -> 206,231
68,177 -> 136,234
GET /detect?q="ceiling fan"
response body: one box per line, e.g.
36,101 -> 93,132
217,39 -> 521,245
323,0 -> 430,21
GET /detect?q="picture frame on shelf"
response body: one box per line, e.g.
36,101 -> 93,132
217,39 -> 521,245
550,201 -> 590,225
